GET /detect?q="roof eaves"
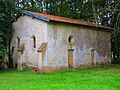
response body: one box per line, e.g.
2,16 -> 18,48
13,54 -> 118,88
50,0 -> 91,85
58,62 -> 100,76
22,10 -> 50,22
49,19 -> 112,31
10,13 -> 22,23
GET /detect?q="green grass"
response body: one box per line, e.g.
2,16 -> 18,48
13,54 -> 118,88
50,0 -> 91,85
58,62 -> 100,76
0,65 -> 120,90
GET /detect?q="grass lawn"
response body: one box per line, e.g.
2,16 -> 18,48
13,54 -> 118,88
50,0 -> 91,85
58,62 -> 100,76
0,65 -> 120,90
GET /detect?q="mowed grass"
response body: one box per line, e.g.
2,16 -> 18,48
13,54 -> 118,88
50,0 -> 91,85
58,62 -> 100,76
0,65 -> 120,90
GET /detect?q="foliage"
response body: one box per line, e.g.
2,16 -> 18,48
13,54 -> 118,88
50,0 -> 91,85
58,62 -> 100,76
0,65 -> 120,90
110,0 -> 120,60
0,0 -> 15,68
0,31 -> 5,57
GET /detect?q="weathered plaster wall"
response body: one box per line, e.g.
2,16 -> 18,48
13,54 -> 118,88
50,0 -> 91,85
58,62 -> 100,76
11,15 -> 48,70
11,15 -> 111,72
46,22 -> 111,69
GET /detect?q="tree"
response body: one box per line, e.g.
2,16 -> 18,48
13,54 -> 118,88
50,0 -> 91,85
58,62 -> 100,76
0,0 -> 15,69
110,0 -> 120,60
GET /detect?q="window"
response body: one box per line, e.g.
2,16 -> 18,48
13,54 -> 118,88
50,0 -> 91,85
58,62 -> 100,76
68,35 -> 73,43
68,35 -> 74,49
12,47 -> 14,54
31,36 -> 36,48
16,37 -> 20,48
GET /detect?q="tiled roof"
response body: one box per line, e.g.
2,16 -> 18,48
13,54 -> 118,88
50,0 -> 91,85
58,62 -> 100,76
12,10 -> 112,31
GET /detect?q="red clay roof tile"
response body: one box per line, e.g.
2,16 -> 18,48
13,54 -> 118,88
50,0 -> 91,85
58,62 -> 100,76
26,10 -> 112,30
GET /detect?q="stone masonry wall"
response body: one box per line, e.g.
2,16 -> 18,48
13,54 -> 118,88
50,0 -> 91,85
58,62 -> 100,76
11,15 -> 48,70
11,15 -> 111,71
46,22 -> 111,69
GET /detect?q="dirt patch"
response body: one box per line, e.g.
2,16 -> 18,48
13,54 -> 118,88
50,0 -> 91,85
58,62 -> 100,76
99,68 -> 120,73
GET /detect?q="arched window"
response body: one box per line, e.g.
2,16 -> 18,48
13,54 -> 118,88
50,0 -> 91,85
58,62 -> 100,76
68,35 -> 73,43
68,35 -> 74,49
16,37 -> 20,48
31,36 -> 36,48
12,47 -> 14,54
